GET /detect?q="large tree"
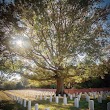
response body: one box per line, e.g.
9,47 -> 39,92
0,0 -> 110,95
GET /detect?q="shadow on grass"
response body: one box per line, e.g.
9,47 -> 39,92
0,100 -> 27,110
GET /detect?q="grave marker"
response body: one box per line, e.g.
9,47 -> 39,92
24,99 -> 26,107
28,101 -> 31,110
74,98 -> 79,108
55,96 -> 59,103
89,100 -> 94,110
35,103 -> 38,110
107,102 -> 110,110
63,97 -> 67,105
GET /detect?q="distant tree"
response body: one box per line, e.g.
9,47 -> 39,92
3,81 -> 16,90
16,82 -> 24,89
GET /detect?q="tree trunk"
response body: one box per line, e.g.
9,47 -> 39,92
56,77 -> 65,96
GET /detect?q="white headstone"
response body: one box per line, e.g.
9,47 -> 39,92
20,98 -> 23,105
64,94 -> 66,98
40,95 -> 42,100
58,94 -> 61,97
35,103 -> 38,110
24,99 -> 26,107
49,95 -> 52,102
28,101 -> 31,110
100,91 -> 103,96
107,102 -> 110,110
86,95 -> 90,102
68,93 -> 70,97
102,95 -> 107,100
44,95 -> 47,100
63,97 -> 67,105
55,96 -> 59,103
18,97 -> 21,103
97,96 -> 102,103
93,92 -> 96,99
16,97 -> 18,102
74,98 -> 79,108
89,100 -> 94,110
77,95 -> 81,101
70,94 -> 73,100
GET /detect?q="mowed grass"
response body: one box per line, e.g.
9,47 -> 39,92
30,97 -> 110,110
0,90 -> 110,110
0,91 -> 12,100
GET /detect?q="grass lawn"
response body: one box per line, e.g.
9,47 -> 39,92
0,90 -> 110,110
30,97 -> 110,110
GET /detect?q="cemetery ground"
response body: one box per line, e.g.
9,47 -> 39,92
0,90 -> 110,110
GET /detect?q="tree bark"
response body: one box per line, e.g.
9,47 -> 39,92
56,77 -> 65,96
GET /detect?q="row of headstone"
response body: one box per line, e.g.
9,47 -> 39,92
35,92 -> 103,110
74,97 -> 94,110
85,91 -> 110,104
6,93 -> 50,110
8,90 -> 55,100
5,90 -> 110,110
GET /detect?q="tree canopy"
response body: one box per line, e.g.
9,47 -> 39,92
0,0 -> 110,94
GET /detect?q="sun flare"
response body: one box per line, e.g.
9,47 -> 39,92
16,40 -> 23,47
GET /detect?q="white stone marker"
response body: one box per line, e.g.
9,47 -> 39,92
28,100 -> 31,110
64,94 -> 66,98
103,95 -> 107,100
40,95 -> 42,100
93,92 -> 96,99
74,98 -> 79,108
63,97 -> 67,105
55,96 -> 59,103
97,96 -> 102,103
77,95 -> 81,101
24,99 -> 26,107
86,95 -> 90,102
16,97 -> 18,102
20,98 -> 23,105
89,100 -> 94,110
68,93 -> 70,97
49,95 -> 52,102
35,103 -> 38,110
18,97 -> 20,103
107,102 -> 110,110
58,94 -> 61,97
44,95 -> 47,100
70,94 -> 73,100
